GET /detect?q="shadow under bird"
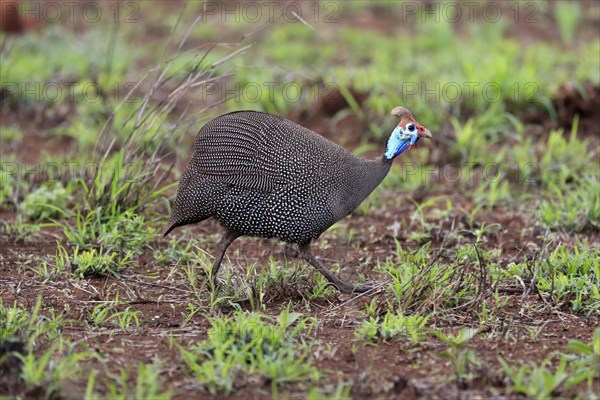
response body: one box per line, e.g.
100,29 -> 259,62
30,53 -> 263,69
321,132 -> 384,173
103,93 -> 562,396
163,106 -> 432,294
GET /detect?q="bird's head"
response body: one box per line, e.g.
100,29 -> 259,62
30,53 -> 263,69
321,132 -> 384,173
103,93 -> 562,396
384,106 -> 432,160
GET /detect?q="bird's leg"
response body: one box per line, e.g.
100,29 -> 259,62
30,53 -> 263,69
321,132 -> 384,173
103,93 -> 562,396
299,243 -> 373,294
210,229 -> 242,285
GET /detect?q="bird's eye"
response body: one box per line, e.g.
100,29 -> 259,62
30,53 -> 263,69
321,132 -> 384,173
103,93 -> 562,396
407,124 -> 415,132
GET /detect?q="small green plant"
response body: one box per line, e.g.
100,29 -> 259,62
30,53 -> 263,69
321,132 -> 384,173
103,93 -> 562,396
383,241 -> 480,312
500,330 -> 599,398
355,317 -> 379,344
0,300 -> 31,342
89,297 -> 141,330
113,307 -> 141,330
71,248 -> 133,278
179,310 -> 319,394
536,245 -> 600,315
19,181 -> 72,221
539,175 -> 600,232
93,360 -> 172,400
0,297 -> 68,346
555,1 -> 581,44
154,235 -> 203,266
181,302 -> 203,326
56,208 -> 152,278
30,242 -> 71,282
16,342 -> 93,398
98,210 -> 156,255
62,208 -> 154,253
356,310 -> 430,345
90,303 -> 112,327
564,328 -> 600,389
538,120 -> 592,188
307,270 -> 337,300
432,328 -> 480,386
499,357 -> 568,399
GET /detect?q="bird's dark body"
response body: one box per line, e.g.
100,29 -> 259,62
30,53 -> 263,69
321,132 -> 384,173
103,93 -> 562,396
164,107 -> 430,294
164,111 -> 391,243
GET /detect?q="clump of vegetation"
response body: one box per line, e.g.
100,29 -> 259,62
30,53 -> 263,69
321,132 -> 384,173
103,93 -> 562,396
19,182 -> 72,221
62,208 -> 154,252
383,242 -> 482,312
432,328 -> 480,388
500,329 -> 599,398
34,209 -> 155,279
15,343 -> 92,398
0,166 -> 25,211
94,360 -> 173,400
539,175 -> 600,232
0,300 -> 31,342
356,310 -> 430,345
178,309 -> 320,394
89,298 -> 141,331
537,246 -> 600,315
537,124 -> 593,188
97,211 -> 155,256
0,298 -> 91,399
500,245 -> 600,316
70,247 -> 132,278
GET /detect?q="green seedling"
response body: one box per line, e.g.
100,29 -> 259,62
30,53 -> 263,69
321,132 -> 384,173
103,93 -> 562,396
432,328 -> 480,387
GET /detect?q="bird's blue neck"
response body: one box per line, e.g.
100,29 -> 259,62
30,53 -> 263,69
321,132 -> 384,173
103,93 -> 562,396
384,126 -> 412,160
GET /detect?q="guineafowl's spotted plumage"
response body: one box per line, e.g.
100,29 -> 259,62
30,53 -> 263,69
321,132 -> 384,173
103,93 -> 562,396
164,108 -> 431,294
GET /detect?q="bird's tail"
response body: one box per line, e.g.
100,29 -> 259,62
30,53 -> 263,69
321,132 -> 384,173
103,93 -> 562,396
162,219 -> 178,237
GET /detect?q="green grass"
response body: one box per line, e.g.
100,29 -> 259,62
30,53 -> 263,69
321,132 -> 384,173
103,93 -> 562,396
16,342 -> 93,398
0,25 -> 134,110
231,12 -> 599,137
555,1 -> 582,44
381,241 -> 486,312
500,245 -> 600,316
432,328 -> 480,386
19,181 -> 73,221
500,329 -> 599,398
539,175 -> 600,232
88,298 -> 141,330
178,309 -> 320,394
96,360 -> 173,400
356,309 -> 430,345
0,299 -> 32,343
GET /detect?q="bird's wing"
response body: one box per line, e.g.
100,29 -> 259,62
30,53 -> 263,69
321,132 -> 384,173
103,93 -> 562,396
190,111 -> 294,192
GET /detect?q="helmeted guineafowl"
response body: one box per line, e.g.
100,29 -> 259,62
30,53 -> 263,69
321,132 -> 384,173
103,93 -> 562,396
164,106 -> 432,294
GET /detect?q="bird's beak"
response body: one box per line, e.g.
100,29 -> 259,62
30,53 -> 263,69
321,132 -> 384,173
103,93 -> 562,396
420,129 -> 432,139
